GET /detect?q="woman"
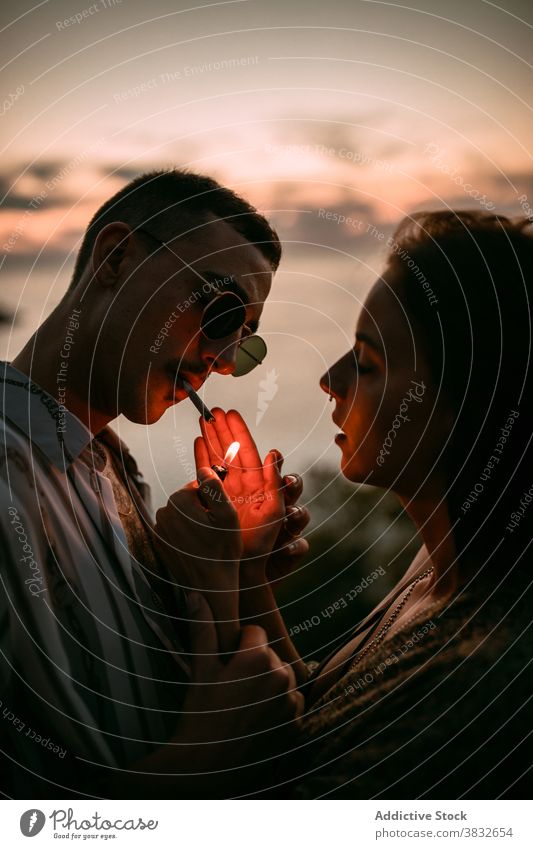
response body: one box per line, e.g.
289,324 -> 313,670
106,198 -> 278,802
157,209 -> 533,798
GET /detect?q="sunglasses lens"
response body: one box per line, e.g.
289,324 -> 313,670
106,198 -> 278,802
201,293 -> 246,339
233,335 -> 267,377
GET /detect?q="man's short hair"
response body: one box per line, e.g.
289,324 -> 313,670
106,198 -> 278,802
69,169 -> 281,290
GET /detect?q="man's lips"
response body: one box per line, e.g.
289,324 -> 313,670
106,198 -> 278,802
166,370 -> 206,400
179,374 -> 203,392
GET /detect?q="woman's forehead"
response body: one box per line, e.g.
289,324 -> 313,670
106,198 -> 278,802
359,273 -> 410,336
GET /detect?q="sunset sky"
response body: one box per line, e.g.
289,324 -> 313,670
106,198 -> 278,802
1,0 -> 532,501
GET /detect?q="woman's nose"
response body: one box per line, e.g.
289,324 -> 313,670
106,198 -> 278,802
320,352 -> 355,401
320,369 -> 342,402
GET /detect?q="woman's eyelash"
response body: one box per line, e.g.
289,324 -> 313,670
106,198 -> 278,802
353,350 -> 373,373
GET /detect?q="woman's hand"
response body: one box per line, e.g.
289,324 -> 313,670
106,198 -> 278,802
194,408 -> 286,568
265,468 -> 310,587
152,466 -> 242,653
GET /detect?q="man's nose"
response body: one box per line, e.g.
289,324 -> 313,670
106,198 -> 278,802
200,336 -> 239,376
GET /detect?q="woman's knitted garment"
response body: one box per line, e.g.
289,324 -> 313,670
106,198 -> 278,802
285,576 -> 532,799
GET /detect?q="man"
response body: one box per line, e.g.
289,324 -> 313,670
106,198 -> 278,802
0,169 -> 308,798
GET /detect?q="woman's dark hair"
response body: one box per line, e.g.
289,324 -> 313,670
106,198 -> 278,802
387,210 -> 533,580
69,168 -> 281,289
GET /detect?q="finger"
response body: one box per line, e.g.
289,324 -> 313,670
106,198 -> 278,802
200,414 -> 225,465
237,623 -> 269,654
225,409 -> 263,479
291,690 -> 305,719
282,536 -> 310,559
187,591 -> 219,676
281,661 -> 298,692
282,473 -> 303,506
197,466 -> 239,526
194,436 -> 211,472
158,488 -> 206,525
283,505 -> 311,536
272,449 -> 284,475
209,407 -> 238,458
263,450 -> 284,501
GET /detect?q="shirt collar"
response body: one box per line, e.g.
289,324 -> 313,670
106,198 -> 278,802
0,361 -> 94,472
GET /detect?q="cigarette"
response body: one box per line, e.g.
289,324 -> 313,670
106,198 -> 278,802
182,379 -> 215,423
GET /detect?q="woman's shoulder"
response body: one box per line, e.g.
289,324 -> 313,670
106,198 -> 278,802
301,578 -> 531,736
291,580 -> 532,798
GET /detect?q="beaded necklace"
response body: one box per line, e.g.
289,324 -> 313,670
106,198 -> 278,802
349,565 -> 435,670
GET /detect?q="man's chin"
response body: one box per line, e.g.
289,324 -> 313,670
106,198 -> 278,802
123,399 -> 176,425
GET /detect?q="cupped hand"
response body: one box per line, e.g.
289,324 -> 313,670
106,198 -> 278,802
194,408 -> 286,566
265,469 -> 311,587
152,466 -> 242,652
194,408 -> 310,583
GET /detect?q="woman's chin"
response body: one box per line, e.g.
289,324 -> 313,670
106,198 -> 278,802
340,461 -> 361,482
337,438 -> 373,483
338,443 -> 359,481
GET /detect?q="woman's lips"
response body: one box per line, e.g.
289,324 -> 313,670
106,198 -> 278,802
332,412 -> 347,444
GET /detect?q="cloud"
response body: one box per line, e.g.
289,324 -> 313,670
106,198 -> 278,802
97,164 -> 145,181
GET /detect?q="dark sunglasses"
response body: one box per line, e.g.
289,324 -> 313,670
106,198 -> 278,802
137,227 -> 267,376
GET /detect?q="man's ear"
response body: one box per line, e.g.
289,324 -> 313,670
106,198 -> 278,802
91,222 -> 135,286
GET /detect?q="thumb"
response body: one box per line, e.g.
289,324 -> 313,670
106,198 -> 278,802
187,591 -> 219,676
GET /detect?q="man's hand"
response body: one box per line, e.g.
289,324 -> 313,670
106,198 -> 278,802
181,592 -> 304,742
179,591 -> 304,788
194,408 -> 310,584
152,466 -> 242,653
113,592 -> 304,798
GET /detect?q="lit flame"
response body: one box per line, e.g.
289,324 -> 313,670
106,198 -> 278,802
224,441 -> 240,465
